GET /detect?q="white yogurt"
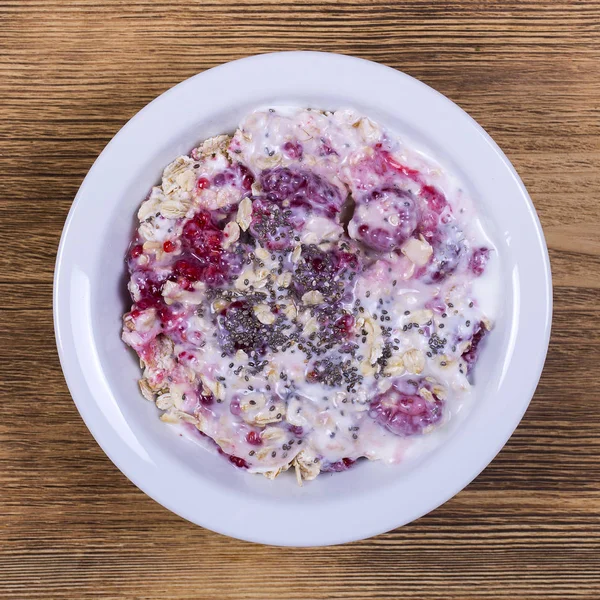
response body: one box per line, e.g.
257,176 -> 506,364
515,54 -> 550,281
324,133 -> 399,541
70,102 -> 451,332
122,107 -> 500,482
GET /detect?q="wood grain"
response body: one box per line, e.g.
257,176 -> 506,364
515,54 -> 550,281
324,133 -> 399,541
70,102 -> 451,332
2,1 -> 600,598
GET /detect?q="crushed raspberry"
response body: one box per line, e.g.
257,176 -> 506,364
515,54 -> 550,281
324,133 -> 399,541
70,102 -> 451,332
322,457 -> 355,472
319,141 -> 338,156
199,392 -> 215,406
156,305 -> 188,339
246,430 -> 263,446
469,247 -> 490,276
177,211 -> 232,285
369,383 -> 443,436
229,455 -> 249,469
356,225 -> 397,252
132,272 -> 164,310
417,226 -> 465,283
420,184 -> 447,214
335,313 -> 355,339
282,141 -> 303,159
172,258 -> 204,288
196,177 -> 210,191
182,212 -> 223,254
237,164 -> 254,191
260,167 -> 343,218
129,244 -> 144,259
462,322 -> 488,373
353,187 -> 419,251
370,148 -> 421,181
219,449 -> 249,469
212,164 -> 254,193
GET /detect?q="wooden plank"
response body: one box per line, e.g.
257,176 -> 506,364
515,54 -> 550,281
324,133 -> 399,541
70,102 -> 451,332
1,1 -> 599,598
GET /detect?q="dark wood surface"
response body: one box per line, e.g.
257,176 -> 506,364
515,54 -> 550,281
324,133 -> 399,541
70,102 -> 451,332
2,1 -> 599,598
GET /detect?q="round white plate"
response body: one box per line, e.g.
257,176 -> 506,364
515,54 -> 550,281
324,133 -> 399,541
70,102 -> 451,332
54,51 -> 552,546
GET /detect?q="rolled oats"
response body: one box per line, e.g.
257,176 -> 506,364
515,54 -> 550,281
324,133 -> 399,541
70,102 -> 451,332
236,197 -> 253,231
222,221 -> 240,249
253,303 -> 276,325
403,348 -> 425,374
401,236 -> 433,267
302,290 -> 324,305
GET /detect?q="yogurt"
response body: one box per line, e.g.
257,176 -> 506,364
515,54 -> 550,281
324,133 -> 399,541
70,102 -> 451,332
122,107 -> 499,482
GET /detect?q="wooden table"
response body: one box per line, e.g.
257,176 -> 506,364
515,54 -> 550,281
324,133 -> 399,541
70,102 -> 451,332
2,1 -> 599,598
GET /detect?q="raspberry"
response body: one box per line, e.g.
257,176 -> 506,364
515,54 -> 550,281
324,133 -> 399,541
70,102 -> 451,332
369,382 -> 443,436
322,457 -> 355,472
351,187 -> 419,251
246,430 -> 263,446
461,321 -> 488,373
260,167 -> 344,218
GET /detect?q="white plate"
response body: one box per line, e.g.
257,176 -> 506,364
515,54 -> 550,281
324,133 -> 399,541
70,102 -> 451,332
54,51 -> 552,546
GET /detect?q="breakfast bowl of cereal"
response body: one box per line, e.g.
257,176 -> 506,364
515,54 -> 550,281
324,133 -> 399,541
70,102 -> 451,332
54,51 -> 552,546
